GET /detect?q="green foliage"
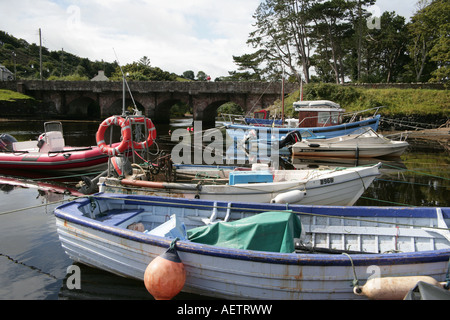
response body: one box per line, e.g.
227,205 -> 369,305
217,102 -> 244,115
407,0 -> 449,84
347,87 -> 450,116
0,31 -> 180,81
109,59 -> 178,81
232,0 -> 448,86
282,83 -> 449,117
0,30 -> 119,80
303,83 -> 361,105
182,70 -> 195,80
47,74 -> 89,81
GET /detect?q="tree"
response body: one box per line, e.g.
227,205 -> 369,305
240,0 -> 378,84
309,0 -> 356,84
138,56 -> 151,67
247,0 -> 316,83
196,71 -> 207,81
110,58 -> 177,81
226,51 -> 264,81
345,0 -> 376,82
182,70 -> 195,80
365,12 -> 410,83
425,0 -> 450,84
407,0 -> 449,83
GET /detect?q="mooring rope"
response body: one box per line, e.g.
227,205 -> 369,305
381,162 -> 450,181
0,195 -> 86,216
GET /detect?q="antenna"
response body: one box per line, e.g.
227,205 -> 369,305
113,48 -> 139,115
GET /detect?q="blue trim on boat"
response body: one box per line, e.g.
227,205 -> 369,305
226,115 -> 381,139
54,193 -> 450,267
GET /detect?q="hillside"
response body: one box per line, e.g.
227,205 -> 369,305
0,30 -> 178,81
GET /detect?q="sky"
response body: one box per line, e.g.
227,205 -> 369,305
0,0 -> 418,79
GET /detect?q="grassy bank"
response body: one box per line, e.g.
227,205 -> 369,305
0,89 -> 34,102
272,83 -> 449,118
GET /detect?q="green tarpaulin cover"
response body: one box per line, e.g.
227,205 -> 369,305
187,211 -> 302,253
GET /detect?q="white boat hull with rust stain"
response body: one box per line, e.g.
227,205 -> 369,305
54,193 -> 450,300
98,164 -> 381,206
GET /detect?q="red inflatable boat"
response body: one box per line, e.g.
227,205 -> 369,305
0,121 -> 116,173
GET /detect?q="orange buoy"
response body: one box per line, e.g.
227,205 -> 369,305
144,242 -> 186,300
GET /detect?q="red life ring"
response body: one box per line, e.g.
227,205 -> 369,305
123,116 -> 157,149
96,116 -> 131,156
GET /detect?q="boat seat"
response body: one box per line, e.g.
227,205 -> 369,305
12,140 -> 39,152
98,209 -> 144,226
44,131 -> 65,152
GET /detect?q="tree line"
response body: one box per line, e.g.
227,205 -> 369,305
0,33 -> 208,82
226,0 -> 449,85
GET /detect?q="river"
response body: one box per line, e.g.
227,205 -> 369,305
0,118 -> 448,300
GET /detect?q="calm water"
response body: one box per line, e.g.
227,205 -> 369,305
0,119 -> 448,300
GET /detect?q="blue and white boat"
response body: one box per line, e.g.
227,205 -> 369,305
55,193 -> 450,300
225,101 -> 382,141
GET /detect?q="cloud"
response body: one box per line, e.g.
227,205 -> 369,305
0,0 -> 260,79
0,0 -> 416,79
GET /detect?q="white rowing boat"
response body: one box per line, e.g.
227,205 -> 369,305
98,162 -> 381,206
54,193 -> 450,300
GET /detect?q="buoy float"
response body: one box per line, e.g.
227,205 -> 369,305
354,276 -> 443,300
123,116 -> 157,150
271,189 -> 306,204
144,241 -> 186,300
96,116 -> 131,156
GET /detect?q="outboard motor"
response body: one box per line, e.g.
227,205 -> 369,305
77,156 -> 133,195
0,134 -> 18,152
279,131 -> 302,149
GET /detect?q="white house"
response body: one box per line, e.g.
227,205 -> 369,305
0,64 -> 14,81
91,70 -> 109,81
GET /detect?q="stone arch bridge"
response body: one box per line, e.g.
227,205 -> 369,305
15,80 -> 297,124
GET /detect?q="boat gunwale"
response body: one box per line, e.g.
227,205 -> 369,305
54,193 -> 450,267
226,115 -> 381,134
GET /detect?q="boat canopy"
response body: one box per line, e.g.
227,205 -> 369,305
187,211 -> 302,253
293,100 -> 344,112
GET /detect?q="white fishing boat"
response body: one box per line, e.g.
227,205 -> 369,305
54,193 -> 450,300
98,161 -> 381,206
291,128 -> 409,158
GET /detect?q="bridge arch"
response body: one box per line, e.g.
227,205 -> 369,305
107,98 -> 145,116
201,100 -> 240,125
154,98 -> 190,124
66,96 -> 100,119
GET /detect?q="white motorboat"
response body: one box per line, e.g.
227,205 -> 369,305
291,128 -> 409,158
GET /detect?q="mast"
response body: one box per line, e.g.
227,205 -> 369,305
39,28 -> 43,81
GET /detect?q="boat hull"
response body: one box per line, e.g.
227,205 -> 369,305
0,145 -> 115,173
99,164 -> 381,206
292,142 -> 409,158
291,134 -> 409,158
54,194 -> 450,300
226,115 -> 381,140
